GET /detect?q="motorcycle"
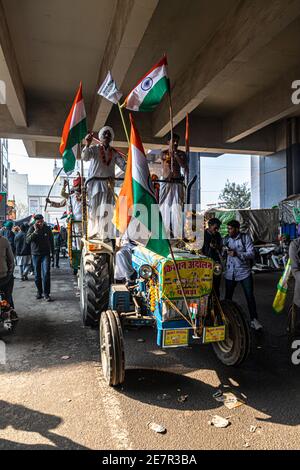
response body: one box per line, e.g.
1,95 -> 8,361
254,241 -> 289,272
0,297 -> 18,333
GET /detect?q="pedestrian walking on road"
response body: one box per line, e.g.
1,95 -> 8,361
1,220 -> 16,255
223,220 -> 262,331
26,214 -> 54,302
15,224 -> 31,280
52,225 -> 62,268
0,232 -> 15,308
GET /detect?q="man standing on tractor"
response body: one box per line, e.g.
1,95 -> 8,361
159,133 -> 188,240
82,126 -> 126,240
47,175 -> 82,250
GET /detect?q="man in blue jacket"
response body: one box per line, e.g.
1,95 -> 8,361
223,220 -> 262,331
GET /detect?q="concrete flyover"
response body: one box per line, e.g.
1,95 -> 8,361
0,0 -> 300,164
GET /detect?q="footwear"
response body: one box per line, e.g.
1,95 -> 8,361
44,296 -> 52,302
251,319 -> 263,331
36,293 -> 43,300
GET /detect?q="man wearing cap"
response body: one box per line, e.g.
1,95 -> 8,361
26,214 -> 54,301
159,133 -> 188,239
1,220 -> 15,254
82,127 -> 126,239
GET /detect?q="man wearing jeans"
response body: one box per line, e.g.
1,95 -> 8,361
26,214 -> 54,302
223,220 -> 262,331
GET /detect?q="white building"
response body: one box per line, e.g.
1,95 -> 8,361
8,167 -> 66,224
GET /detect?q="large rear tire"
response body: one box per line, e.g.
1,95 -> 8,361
80,250 -> 110,327
212,300 -> 250,366
99,310 -> 125,386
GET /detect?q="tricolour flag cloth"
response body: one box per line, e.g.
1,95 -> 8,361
123,56 -> 169,112
97,71 -> 123,104
114,114 -> 170,258
60,83 -> 87,173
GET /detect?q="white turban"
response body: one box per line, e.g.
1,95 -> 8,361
99,126 -> 115,142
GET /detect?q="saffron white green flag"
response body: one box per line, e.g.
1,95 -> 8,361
113,114 -> 170,258
60,83 -> 87,173
98,71 -> 123,104
123,56 -> 169,112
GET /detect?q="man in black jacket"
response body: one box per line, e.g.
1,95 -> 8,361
26,214 -> 54,301
202,218 -> 223,298
15,224 -> 31,280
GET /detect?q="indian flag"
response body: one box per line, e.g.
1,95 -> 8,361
60,83 -> 87,173
114,114 -> 170,258
123,56 -> 169,112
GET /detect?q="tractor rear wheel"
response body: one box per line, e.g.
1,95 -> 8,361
212,300 -> 250,366
80,250 -> 110,327
99,310 -> 125,386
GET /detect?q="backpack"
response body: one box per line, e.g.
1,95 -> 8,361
224,232 -> 254,268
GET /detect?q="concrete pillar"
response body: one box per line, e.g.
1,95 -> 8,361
287,118 -> 300,196
188,152 -> 201,208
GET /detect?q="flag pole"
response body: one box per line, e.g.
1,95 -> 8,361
118,102 -> 130,146
168,240 -> 197,335
167,88 -> 174,174
164,54 -> 174,173
79,144 -> 88,240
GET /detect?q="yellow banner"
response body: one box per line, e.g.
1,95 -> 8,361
162,259 -> 213,300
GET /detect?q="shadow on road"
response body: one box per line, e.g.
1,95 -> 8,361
0,400 -> 89,450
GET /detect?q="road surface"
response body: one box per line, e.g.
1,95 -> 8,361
0,261 -> 300,450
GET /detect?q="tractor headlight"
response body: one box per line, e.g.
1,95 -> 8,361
213,262 -> 222,277
139,264 -> 153,280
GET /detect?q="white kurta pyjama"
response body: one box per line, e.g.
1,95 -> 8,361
159,182 -> 184,239
82,144 -> 125,239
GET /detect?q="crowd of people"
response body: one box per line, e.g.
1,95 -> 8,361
0,216 -> 68,312
203,217 -> 263,332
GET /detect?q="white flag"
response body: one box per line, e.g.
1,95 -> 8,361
97,71 -> 123,104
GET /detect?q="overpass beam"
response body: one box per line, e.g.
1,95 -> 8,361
152,0 -> 300,137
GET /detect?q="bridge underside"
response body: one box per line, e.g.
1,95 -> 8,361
0,0 -> 300,160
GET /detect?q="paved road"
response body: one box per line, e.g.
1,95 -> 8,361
0,261 -> 300,450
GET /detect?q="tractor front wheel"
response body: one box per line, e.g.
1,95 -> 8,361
99,310 -> 125,386
212,300 -> 250,366
79,250 -> 110,327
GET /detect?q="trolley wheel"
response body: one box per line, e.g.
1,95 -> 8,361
79,250 -> 110,327
212,300 -> 250,366
99,310 -> 125,386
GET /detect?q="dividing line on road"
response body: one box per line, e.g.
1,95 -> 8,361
94,364 -> 133,450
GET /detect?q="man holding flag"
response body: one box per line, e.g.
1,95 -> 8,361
82,126 -> 126,239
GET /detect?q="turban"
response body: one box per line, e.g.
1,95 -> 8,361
98,126 -> 114,142
4,221 -> 13,229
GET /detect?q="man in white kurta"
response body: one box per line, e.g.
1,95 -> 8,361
81,127 -> 126,240
159,133 -> 188,239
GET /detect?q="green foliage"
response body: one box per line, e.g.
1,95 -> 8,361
219,180 -> 251,209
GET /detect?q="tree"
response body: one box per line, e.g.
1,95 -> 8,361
15,202 -> 29,220
219,180 -> 251,209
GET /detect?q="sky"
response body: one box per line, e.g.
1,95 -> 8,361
8,139 -> 251,209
